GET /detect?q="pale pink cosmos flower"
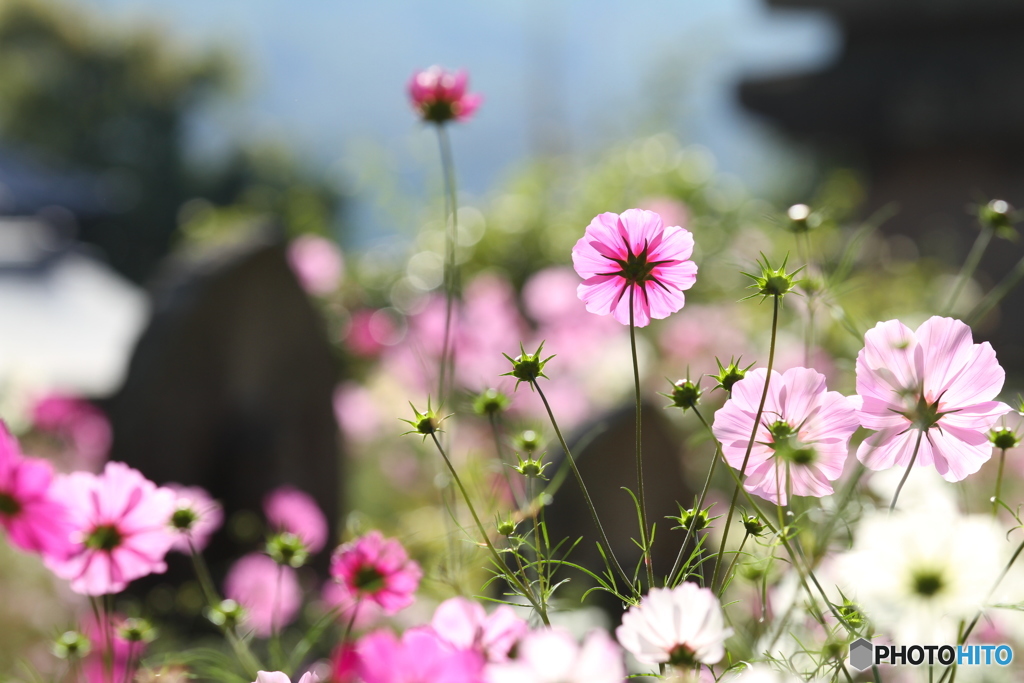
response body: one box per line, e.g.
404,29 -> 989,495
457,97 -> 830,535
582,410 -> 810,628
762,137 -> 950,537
485,628 -> 625,683
166,484 -> 223,553
430,597 -> 527,663
264,485 -> 329,554
253,672 -> 319,683
713,367 -> 859,505
225,552 -> 302,637
572,209 -> 697,327
287,234 -> 344,296
46,461 -> 177,595
329,531 -> 422,615
616,583 -> 732,668
854,316 -> 1012,482
0,422 -> 74,558
408,66 -> 483,124
357,627 -> 484,683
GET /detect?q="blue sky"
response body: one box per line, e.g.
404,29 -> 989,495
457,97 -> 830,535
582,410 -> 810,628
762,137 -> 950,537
78,0 -> 837,241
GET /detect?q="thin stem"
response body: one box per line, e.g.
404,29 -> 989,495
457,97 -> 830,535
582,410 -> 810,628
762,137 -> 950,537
528,477 -> 548,606
428,433 -> 549,624
889,430 -> 925,512
532,381 -> 633,591
667,408 -> 721,585
488,413 -> 523,509
721,532 -> 750,592
966,251 -> 1024,325
946,224 -> 993,314
435,124 -> 460,405
711,294 -> 781,592
994,447 -> 1007,517
629,291 -> 655,591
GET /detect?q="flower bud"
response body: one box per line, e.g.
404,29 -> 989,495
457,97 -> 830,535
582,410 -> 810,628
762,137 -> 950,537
514,454 -> 549,480
502,342 -> 554,390
671,505 -> 710,533
711,357 -> 752,394
472,388 -> 510,417
662,378 -> 702,412
496,515 -> 517,537
513,429 -> 544,454
742,254 -> 802,300
742,514 -> 765,537
990,427 -> 1020,450
267,532 -> 310,568
52,630 -> 91,660
206,599 -> 245,629
118,617 -> 157,644
784,204 -> 823,234
401,400 -> 447,438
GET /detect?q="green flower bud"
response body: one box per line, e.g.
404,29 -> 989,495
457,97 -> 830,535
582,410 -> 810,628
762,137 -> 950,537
711,357 -> 753,394
206,599 -> 245,629
501,342 -> 555,390
513,430 -> 544,454
671,505 -> 710,533
990,427 -> 1021,450
514,454 -> 549,480
52,631 -> 91,660
661,378 -> 702,412
742,254 -> 803,301
266,532 -> 309,568
117,618 -> 157,644
472,388 -> 510,417
742,514 -> 765,537
400,399 -> 447,438
496,515 -> 517,537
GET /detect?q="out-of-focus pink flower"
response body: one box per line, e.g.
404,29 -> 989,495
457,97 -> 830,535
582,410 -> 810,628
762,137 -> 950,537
357,628 -> 484,683
253,672 -> 320,683
334,383 -> 383,444
330,531 -> 421,615
572,209 -> 697,327
31,393 -> 111,468
330,643 -> 359,683
616,583 -> 732,668
82,613 -> 138,683
713,367 -> 859,505
46,462 -> 176,595
658,304 -> 749,378
166,484 -> 223,553
225,553 -> 302,637
288,234 -> 344,296
486,628 -> 625,683
0,422 -> 74,558
264,485 -> 329,554
853,316 -> 1012,482
408,67 -> 483,124
637,197 -> 690,232
430,597 -> 527,663
345,309 -> 400,358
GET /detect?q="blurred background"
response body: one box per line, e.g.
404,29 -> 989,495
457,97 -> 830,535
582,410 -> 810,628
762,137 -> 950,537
4,0 -> 1024,675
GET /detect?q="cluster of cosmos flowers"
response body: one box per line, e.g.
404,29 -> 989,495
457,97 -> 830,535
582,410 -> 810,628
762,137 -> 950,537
1,65 -> 1022,683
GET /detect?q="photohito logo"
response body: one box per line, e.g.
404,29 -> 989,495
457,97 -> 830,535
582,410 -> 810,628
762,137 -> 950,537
848,638 -> 1014,670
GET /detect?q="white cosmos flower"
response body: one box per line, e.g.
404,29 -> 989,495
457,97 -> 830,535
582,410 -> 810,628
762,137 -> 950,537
615,583 -> 733,668
253,672 -> 318,683
485,627 -> 625,683
835,510 -> 1007,644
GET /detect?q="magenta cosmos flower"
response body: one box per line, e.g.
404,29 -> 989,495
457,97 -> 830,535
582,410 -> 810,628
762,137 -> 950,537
329,531 -> 422,615
408,66 -> 483,124
225,552 -> 302,637
0,422 -> 74,558
264,485 -> 328,553
357,628 -> 484,683
45,461 -> 177,595
713,367 -> 859,505
572,209 -> 697,327
854,316 -> 1011,481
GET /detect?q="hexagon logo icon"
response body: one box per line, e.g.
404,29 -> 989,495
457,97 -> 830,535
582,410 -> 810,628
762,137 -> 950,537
849,638 -> 874,671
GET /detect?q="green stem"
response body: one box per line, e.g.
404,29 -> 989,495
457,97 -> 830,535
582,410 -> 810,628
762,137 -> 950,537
889,430 -> 924,512
667,410 -> 721,585
629,291 -> 655,591
946,224 -> 993,314
488,413 -> 523,509
966,250 -> 1024,325
532,381 -> 633,592
528,477 -> 548,606
720,532 -> 750,592
711,294 -> 781,592
428,433 -> 549,624
435,124 -> 460,406
994,447 -> 1007,516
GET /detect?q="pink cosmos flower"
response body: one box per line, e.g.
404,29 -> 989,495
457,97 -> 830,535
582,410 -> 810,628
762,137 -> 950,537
253,672 -> 319,683
854,316 -> 1012,482
572,209 -> 697,327
166,484 -> 223,553
713,367 -> 859,505
31,392 -> 112,469
45,461 -> 177,595
0,422 -> 74,558
430,597 -> 528,663
288,234 -> 344,296
329,531 -> 421,615
322,579 -> 385,631
330,642 -> 359,683
485,628 -> 625,683
264,485 -> 329,553
616,583 -> 732,668
225,552 -> 302,637
357,628 -> 484,683
408,66 -> 483,124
